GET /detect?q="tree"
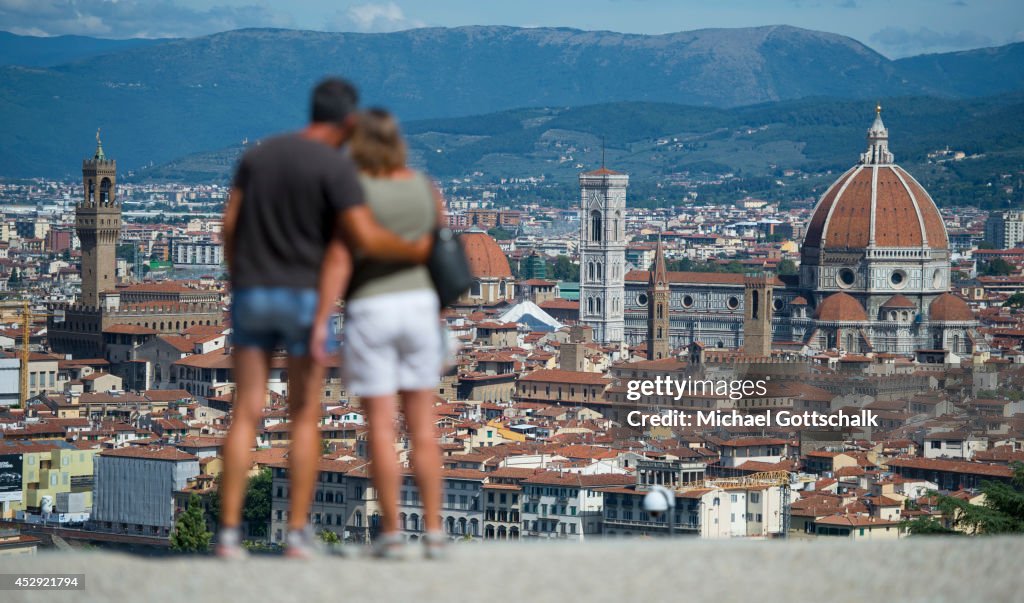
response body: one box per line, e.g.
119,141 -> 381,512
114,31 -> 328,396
204,469 -> 273,539
116,244 -> 136,262
549,255 -> 579,282
243,468 -> 273,538
906,462 -> 1024,535
1004,293 -> 1024,309
487,227 -> 515,240
319,529 -> 341,545
777,259 -> 798,276
981,258 -> 1016,277
901,515 -> 958,535
171,494 -> 212,553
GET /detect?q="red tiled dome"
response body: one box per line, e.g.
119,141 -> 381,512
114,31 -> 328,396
880,294 -> 916,309
803,165 -> 948,252
815,292 -> 867,322
790,296 -> 809,306
929,293 -> 973,322
461,231 -> 512,279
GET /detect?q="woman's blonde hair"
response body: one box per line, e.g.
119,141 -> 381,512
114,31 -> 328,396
350,108 -> 407,176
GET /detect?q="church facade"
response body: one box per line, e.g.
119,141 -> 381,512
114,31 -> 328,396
584,109 -> 980,358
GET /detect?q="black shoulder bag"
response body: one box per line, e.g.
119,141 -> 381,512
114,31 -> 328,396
428,227 -> 474,307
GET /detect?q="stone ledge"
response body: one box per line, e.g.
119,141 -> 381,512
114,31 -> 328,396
4,537 -> 1022,603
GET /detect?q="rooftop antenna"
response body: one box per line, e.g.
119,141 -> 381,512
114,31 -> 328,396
601,136 -> 606,169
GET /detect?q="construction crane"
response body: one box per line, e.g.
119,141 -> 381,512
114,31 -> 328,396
673,470 -> 809,539
17,299 -> 53,409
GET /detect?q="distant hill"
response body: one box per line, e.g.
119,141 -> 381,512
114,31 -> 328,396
143,93 -> 1024,208
0,31 -> 171,67
1,26 -> 1022,177
894,42 -> 1024,98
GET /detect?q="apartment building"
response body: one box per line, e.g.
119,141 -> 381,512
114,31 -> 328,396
520,471 -> 633,541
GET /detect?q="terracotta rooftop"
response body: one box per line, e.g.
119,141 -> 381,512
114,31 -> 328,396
929,293 -> 974,322
880,294 -> 916,309
626,270 -> 785,286
815,292 -> 867,322
99,445 -> 197,461
887,457 -> 1013,478
460,231 -> 512,279
804,164 -> 948,251
518,369 -> 610,386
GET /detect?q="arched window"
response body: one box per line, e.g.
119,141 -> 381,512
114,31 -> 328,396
587,297 -> 594,314
845,333 -> 854,351
751,290 -> 760,320
99,178 -> 112,204
590,210 -> 602,242
952,334 -> 960,352
470,280 -> 482,296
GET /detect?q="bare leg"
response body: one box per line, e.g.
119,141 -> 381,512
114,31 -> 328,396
286,356 -> 325,531
363,394 -> 400,534
221,347 -> 270,529
400,389 -> 442,534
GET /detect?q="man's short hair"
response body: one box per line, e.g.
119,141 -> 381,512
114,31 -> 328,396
311,78 -> 359,124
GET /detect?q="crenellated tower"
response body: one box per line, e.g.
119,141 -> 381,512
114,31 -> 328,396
77,129 -> 121,307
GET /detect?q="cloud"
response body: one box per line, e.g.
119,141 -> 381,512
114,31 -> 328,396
869,26 -> 993,57
0,0 -> 290,38
337,2 -> 424,33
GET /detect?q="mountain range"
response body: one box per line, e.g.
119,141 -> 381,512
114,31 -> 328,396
144,93 -> 1024,209
0,25 -> 1022,177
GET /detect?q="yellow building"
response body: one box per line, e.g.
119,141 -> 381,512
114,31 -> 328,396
0,440 -> 98,521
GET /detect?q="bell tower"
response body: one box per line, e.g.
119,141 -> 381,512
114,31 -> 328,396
647,239 -> 670,360
578,163 -> 628,344
743,272 -> 774,358
77,129 -> 120,307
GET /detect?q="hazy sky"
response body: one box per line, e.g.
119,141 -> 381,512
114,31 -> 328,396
1,0 -> 1022,58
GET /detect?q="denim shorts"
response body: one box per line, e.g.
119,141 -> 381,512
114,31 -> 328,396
231,287 -> 318,356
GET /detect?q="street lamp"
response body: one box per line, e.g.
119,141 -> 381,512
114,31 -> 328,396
642,485 -> 675,537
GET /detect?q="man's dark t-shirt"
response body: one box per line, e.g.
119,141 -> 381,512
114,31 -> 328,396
230,134 -> 364,289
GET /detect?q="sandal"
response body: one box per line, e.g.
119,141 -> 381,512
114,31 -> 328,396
422,531 -> 448,561
371,531 -> 405,560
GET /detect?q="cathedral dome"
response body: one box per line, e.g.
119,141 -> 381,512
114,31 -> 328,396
803,108 -> 948,253
461,230 -> 512,279
929,293 -> 973,322
815,292 -> 867,322
880,294 -> 916,309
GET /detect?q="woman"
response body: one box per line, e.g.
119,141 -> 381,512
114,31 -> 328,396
313,108 -> 446,559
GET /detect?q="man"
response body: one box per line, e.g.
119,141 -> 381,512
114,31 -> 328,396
217,78 -> 430,559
